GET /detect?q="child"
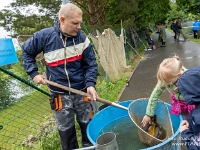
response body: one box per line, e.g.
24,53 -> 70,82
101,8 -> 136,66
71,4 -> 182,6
177,66 -> 200,149
142,55 -> 195,127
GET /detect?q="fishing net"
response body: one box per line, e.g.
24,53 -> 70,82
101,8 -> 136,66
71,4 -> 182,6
128,98 -> 174,147
88,28 -> 130,82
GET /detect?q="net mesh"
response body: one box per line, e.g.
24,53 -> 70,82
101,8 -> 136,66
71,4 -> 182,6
128,98 -> 174,147
88,28 -> 130,82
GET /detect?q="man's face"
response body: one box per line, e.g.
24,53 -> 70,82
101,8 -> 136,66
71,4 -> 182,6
60,12 -> 82,36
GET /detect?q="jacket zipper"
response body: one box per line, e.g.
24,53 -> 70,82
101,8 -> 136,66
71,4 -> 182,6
60,34 -> 71,94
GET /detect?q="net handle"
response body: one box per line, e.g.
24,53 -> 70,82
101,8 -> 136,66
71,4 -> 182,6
158,100 -> 174,135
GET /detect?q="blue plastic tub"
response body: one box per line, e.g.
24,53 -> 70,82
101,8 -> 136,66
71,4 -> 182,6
87,100 -> 183,150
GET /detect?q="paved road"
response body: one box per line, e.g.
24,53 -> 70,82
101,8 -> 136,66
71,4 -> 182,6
119,30 -> 200,104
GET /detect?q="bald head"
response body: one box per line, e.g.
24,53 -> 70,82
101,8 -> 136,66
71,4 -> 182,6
59,3 -> 83,19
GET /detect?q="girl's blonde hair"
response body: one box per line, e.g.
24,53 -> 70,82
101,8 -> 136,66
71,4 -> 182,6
157,56 -> 182,85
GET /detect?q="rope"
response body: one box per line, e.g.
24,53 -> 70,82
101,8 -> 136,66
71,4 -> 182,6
0,67 -> 50,97
126,41 -> 143,58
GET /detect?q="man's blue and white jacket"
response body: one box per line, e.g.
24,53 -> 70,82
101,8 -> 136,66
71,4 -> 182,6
22,20 -> 98,93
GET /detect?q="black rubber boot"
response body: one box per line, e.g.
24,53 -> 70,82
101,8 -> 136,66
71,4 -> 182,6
58,126 -> 79,150
78,121 -> 93,147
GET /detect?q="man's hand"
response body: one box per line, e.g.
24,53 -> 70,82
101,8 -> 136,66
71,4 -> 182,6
33,74 -> 47,85
87,86 -> 97,101
179,120 -> 189,132
141,115 -> 151,127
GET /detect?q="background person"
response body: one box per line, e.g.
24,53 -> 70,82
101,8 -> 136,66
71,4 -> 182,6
155,23 -> 161,34
145,26 -> 155,50
170,19 -> 177,41
158,23 -> 167,47
22,3 -> 98,150
145,26 -> 152,42
175,17 -> 187,42
192,20 -> 200,39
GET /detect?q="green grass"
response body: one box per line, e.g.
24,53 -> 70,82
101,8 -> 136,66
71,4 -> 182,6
0,90 -> 53,149
186,36 -> 200,44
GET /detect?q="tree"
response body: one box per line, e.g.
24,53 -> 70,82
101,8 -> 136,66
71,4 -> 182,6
176,0 -> 193,13
0,0 -> 172,37
74,0 -> 109,25
104,0 -> 171,28
189,0 -> 200,15
174,0 -> 200,20
104,0 -> 138,26
0,0 -> 61,37
133,0 -> 171,27
167,2 -> 186,22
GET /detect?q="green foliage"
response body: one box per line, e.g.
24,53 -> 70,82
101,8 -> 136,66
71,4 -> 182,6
0,0 -> 61,37
187,13 -> 198,21
175,0 -> 200,17
0,50 -> 33,110
167,1 -> 200,23
176,0 -> 193,12
39,130 -> 61,150
0,0 -> 173,37
105,0 -> 138,25
96,77 -> 126,102
189,0 -> 200,15
167,2 -> 186,21
104,0 -> 171,27
104,0 -> 121,25
134,0 -> 171,26
0,69 -> 14,110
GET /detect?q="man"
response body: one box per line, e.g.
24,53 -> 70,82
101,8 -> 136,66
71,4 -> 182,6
175,17 -> 187,42
22,3 -> 98,150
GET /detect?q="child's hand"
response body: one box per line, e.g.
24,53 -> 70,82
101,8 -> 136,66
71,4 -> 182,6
141,115 -> 151,127
179,120 -> 189,132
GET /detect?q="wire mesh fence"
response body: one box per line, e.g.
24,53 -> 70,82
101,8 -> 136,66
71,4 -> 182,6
0,25 -> 146,149
0,62 -> 55,149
